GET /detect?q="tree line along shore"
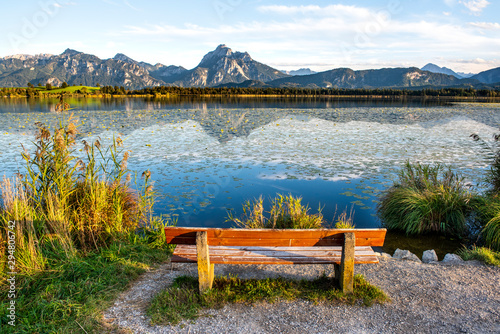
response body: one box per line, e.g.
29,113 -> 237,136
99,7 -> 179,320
1,84 -> 500,99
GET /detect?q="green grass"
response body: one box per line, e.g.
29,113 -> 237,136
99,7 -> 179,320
457,246 -> 500,267
457,194 -> 500,251
0,240 -> 172,333
39,86 -> 100,94
477,198 -> 500,251
147,274 -> 389,325
377,161 -> 474,236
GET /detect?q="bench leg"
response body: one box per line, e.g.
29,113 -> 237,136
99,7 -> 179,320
334,263 -> 341,283
196,231 -> 214,294
340,232 -> 355,294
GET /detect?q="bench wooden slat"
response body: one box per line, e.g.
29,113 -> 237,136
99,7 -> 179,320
165,227 -> 386,247
171,245 -> 379,265
172,256 -> 378,265
172,245 -> 376,256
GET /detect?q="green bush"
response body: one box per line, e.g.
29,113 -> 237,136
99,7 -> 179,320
377,162 -> 474,235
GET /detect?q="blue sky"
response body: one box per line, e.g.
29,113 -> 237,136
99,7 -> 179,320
1,0 -> 499,73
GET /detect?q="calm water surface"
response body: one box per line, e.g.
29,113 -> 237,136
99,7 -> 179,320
1,97 -> 500,255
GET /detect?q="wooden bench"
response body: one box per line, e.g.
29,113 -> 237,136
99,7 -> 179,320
164,227 -> 386,294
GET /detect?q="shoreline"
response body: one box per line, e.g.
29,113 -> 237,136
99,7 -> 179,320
2,94 -> 500,101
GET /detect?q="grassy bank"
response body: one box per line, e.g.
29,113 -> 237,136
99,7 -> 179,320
0,241 -> 170,332
0,116 -> 174,332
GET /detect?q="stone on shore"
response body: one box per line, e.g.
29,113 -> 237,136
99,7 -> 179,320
393,248 -> 421,262
422,250 -> 438,263
442,253 -> 463,264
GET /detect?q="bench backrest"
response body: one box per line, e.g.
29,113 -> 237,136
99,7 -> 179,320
164,227 -> 386,247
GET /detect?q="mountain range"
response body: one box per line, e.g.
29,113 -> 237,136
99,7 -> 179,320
421,63 -> 477,79
0,45 -> 499,89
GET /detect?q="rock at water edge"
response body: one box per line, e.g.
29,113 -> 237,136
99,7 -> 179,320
442,253 -> 463,264
422,250 -> 438,263
393,248 -> 422,262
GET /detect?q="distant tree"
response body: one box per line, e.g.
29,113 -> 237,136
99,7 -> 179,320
37,82 -> 42,87
96,83 -> 101,87
61,82 -> 68,88
45,83 -> 52,90
27,82 -> 34,88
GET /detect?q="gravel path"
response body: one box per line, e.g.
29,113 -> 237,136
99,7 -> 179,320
103,257 -> 500,334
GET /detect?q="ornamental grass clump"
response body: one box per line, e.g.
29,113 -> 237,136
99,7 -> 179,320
471,196 -> 500,251
377,161 -> 474,236
228,194 -> 324,229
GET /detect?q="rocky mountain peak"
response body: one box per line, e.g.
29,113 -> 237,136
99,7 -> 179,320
198,44 -> 253,68
61,49 -> 82,57
199,44 -> 231,67
114,53 -> 136,64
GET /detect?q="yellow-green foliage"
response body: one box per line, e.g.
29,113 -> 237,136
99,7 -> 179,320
228,194 -> 324,229
458,246 -> 500,266
0,117 -> 160,274
39,86 -> 100,94
334,205 -> 355,229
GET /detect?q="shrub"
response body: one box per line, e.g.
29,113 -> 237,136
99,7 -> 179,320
377,161 -> 474,235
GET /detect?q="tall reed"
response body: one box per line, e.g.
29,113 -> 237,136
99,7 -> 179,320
0,117 -> 162,274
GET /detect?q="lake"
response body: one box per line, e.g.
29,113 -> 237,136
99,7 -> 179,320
1,97 -> 499,256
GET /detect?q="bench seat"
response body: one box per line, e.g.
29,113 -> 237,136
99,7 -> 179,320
172,245 -> 379,265
165,226 -> 386,294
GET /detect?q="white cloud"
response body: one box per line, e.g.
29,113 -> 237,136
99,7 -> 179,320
459,0 -> 490,15
113,4 -> 500,72
444,0 -> 456,6
446,58 -> 500,72
469,22 -> 500,29
257,4 -> 372,19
